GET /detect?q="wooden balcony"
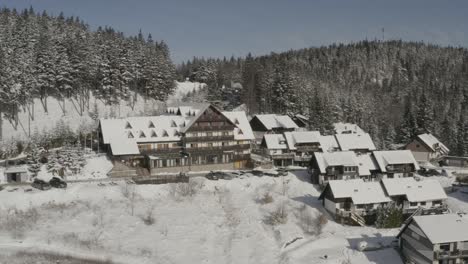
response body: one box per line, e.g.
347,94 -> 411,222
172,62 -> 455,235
435,250 -> 468,260
234,154 -> 251,161
187,125 -> 234,132
185,144 -> 250,154
140,147 -> 183,156
184,135 -> 234,142
270,153 -> 295,160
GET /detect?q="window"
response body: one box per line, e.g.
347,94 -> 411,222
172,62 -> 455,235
439,243 -> 450,252
171,120 -> 177,127
125,122 -> 132,129
410,202 -> 418,207
174,131 -> 180,136
148,121 -> 155,128
128,132 -> 134,138
162,130 -> 169,137
420,202 -> 426,206
151,130 -> 157,137
139,132 -> 146,138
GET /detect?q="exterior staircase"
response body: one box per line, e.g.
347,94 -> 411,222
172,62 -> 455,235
403,207 -> 423,225
350,212 -> 366,226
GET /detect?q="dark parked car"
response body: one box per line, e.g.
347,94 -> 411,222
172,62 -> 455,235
251,170 -> 264,177
418,168 -> 441,176
277,168 -> 288,176
49,177 -> 67,188
31,179 -> 51,190
206,171 -> 231,180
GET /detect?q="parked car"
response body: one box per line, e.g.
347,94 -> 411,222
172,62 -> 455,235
251,170 -> 264,177
277,168 -> 288,176
264,170 -> 279,177
49,177 -> 67,188
418,168 -> 441,176
228,171 -> 244,178
206,171 -> 230,180
31,179 -> 51,190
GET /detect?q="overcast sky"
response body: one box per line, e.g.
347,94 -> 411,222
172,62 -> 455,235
2,0 -> 468,63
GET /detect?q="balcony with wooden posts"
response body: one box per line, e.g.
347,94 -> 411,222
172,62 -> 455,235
435,249 -> 468,260
184,134 -> 234,142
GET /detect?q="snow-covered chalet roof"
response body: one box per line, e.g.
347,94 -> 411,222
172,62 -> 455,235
326,179 -> 391,205
355,153 -> 379,176
334,122 -> 365,134
381,178 -> 447,202
335,133 -> 376,151
254,114 -> 298,130
373,150 -> 420,172
222,111 -> 255,140
284,131 -> 321,150
410,214 -> 468,244
314,151 -> 358,174
319,135 -> 339,152
417,133 -> 450,154
263,134 -> 288,150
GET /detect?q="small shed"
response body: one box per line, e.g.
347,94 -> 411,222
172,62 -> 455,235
4,166 -> 29,183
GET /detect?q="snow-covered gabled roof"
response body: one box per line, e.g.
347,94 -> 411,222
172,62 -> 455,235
110,139 -> 140,156
263,134 -> 288,150
222,111 -> 255,140
381,178 -> 447,202
319,135 -> 339,152
334,122 -> 365,134
314,151 -> 359,174
254,114 -> 298,130
411,214 -> 468,244
355,153 -> 379,176
326,179 -> 392,205
284,131 -> 321,150
416,133 -> 450,154
373,150 -> 420,172
335,133 -> 376,151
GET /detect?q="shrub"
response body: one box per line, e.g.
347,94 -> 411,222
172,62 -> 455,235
375,202 -> 403,228
168,180 -> 201,200
257,192 -> 274,204
264,202 -> 288,225
0,207 -> 40,239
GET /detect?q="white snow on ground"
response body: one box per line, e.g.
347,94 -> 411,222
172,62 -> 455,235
0,169 -> 403,264
1,81 -> 204,141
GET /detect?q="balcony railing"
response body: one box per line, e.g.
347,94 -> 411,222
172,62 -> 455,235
184,135 -> 234,142
435,249 -> 468,259
187,125 -> 234,132
185,144 -> 250,153
270,153 -> 295,159
140,147 -> 183,155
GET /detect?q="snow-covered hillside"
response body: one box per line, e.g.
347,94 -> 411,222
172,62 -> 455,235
0,81 -> 205,142
0,171 -> 402,264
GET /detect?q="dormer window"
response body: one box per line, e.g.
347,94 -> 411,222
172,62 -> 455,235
128,132 -> 134,138
139,131 -> 146,138
125,122 -> 132,129
234,118 -> 240,125
151,130 -> 157,137
238,129 -> 243,135
171,120 -> 177,127
181,121 -> 186,127
174,130 -> 180,137
148,121 -> 155,128
162,130 -> 169,137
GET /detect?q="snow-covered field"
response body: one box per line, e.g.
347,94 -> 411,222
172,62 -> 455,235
0,81 -> 204,142
0,171 -> 402,264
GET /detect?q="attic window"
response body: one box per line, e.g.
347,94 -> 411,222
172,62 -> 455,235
139,131 -> 146,138
151,130 -> 157,137
353,189 -> 358,192
171,120 -> 177,127
238,129 -> 243,135
162,130 -> 169,137
234,118 -> 240,125
181,121 -> 186,127
148,121 -> 155,128
125,122 -> 132,129
174,131 -> 180,137
128,132 -> 134,138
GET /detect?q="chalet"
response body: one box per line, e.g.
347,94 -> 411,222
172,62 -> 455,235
250,114 -> 298,144
406,133 -> 450,162
373,150 -> 420,178
335,133 -> 376,153
284,131 -> 322,166
310,151 -> 360,185
261,134 -> 293,167
99,104 -> 254,175
318,179 -> 392,225
397,214 -> 468,264
441,156 -> 468,168
381,178 -> 447,214
334,122 -> 365,134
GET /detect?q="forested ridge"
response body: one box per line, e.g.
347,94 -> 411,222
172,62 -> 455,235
0,7 -> 176,131
178,40 -> 468,155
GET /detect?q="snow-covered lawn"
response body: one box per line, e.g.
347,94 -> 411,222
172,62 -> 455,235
0,171 -> 403,264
